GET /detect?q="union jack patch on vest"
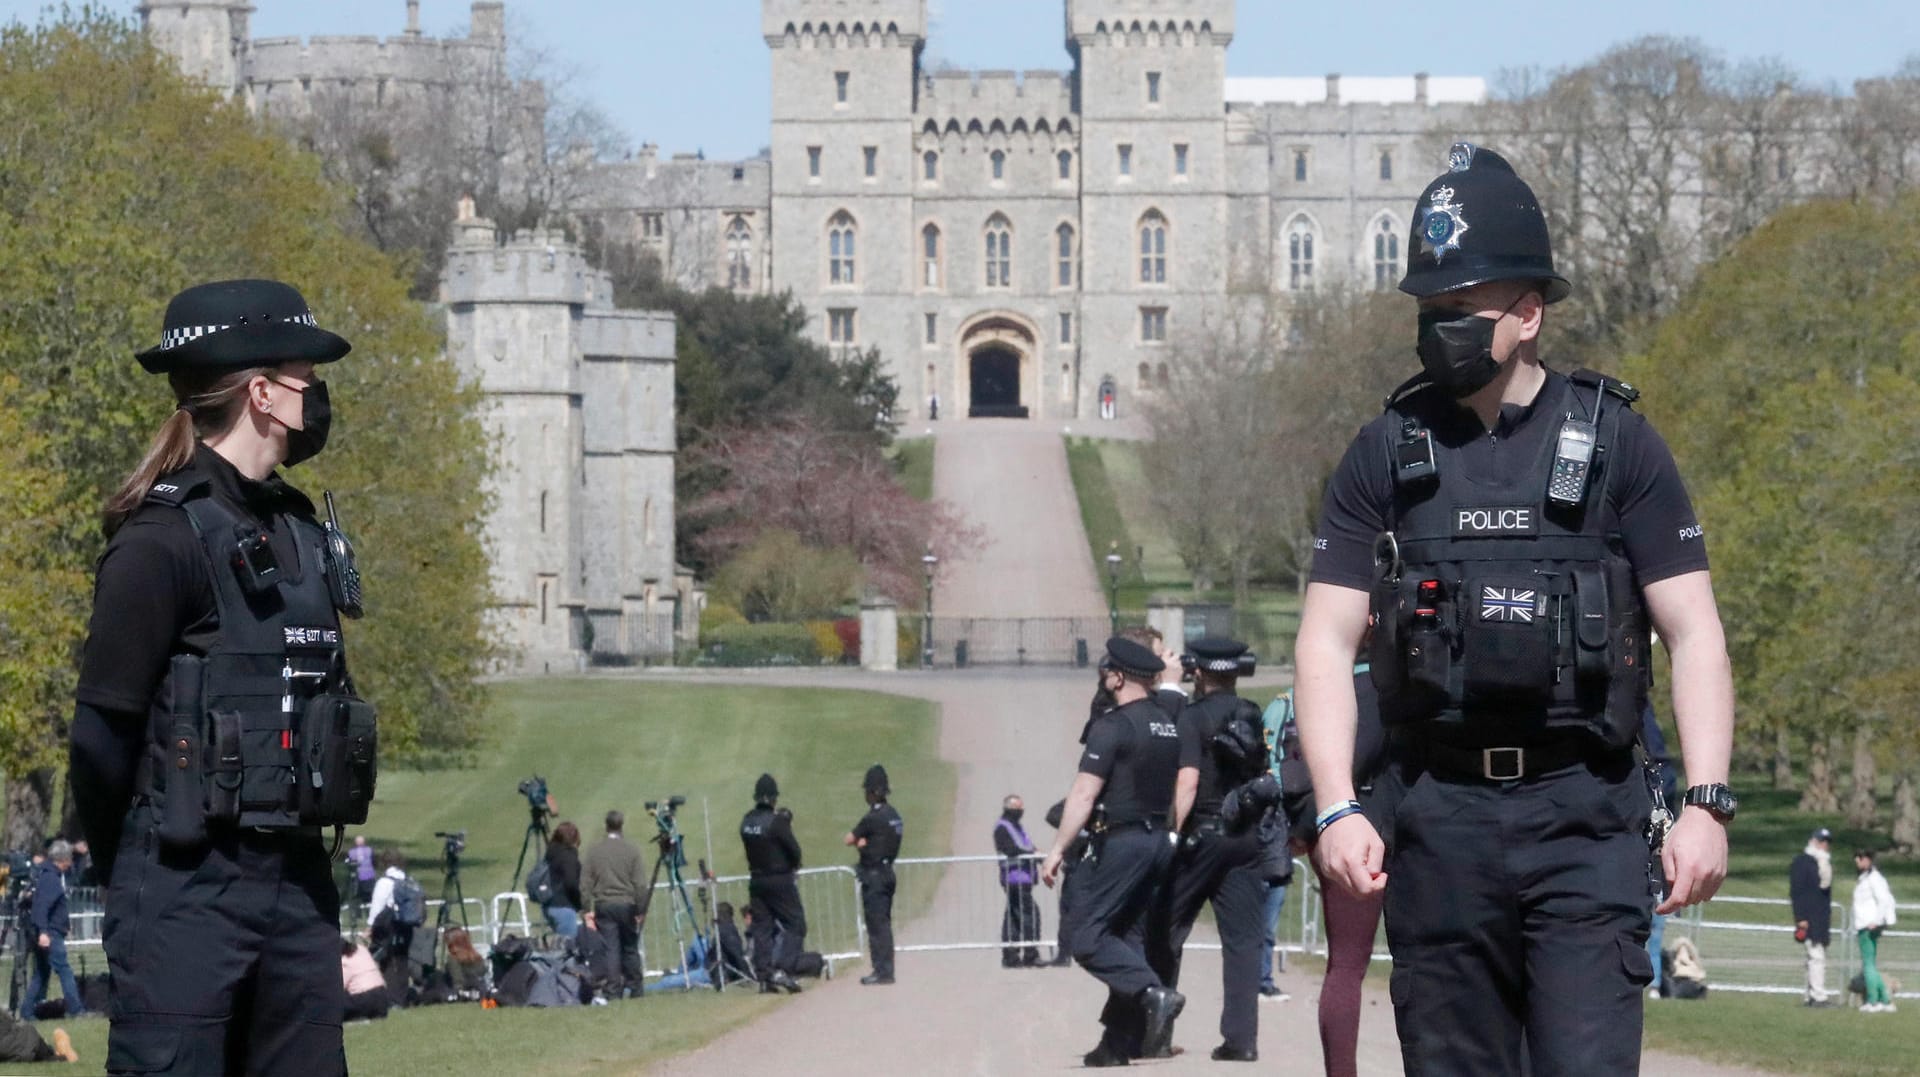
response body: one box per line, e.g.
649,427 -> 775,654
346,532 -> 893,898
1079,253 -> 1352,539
1480,586 -> 1538,623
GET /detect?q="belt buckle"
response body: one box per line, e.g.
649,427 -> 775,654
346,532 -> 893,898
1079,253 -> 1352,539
1482,747 -> 1525,782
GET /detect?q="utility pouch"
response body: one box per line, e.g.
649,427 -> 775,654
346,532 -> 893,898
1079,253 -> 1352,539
206,710 -> 243,824
158,655 -> 209,851
1400,576 -> 1453,712
1368,562 -> 1415,712
1460,573 -> 1555,706
1572,566 -> 1611,686
299,694 -> 379,826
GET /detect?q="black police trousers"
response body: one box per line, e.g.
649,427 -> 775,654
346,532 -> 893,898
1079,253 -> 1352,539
1148,824 -> 1265,1054
858,864 -> 895,978
103,805 -> 345,1076
1071,826 -> 1174,1055
748,872 -> 808,979
1055,859 -> 1081,962
1382,752 -> 1655,1077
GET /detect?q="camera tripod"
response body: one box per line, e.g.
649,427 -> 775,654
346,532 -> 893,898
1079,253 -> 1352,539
432,834 -> 470,971
511,804 -> 550,892
640,801 -> 709,991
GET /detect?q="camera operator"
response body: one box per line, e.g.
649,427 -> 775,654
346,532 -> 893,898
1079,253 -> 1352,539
740,774 -> 806,994
541,821 -> 585,939
367,849 -> 419,998
582,810 -> 647,999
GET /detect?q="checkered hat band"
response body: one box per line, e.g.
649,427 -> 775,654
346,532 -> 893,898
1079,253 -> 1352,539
159,312 -> 315,350
1201,658 -> 1240,672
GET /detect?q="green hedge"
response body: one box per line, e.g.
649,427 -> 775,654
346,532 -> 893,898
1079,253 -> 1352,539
697,622 -> 821,667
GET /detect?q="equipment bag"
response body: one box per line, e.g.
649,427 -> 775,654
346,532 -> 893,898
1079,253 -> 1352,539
392,877 -> 427,927
525,859 -> 556,906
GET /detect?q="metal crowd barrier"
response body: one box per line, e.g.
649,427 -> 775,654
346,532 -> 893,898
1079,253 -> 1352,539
640,865 -> 865,985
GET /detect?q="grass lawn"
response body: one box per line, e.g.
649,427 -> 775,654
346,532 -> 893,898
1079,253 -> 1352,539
892,437 -> 935,502
7,992 -> 782,1077
1645,991 -> 1920,1076
6,679 -> 953,1076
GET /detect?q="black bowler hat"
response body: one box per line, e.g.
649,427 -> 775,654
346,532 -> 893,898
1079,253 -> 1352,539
755,773 -> 780,803
1102,637 -> 1165,679
1399,143 -> 1571,305
864,764 -> 890,796
136,279 -> 352,374
1187,637 -> 1250,674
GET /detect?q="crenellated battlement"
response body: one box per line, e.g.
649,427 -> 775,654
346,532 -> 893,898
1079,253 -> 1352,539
245,30 -> 501,86
762,0 -> 927,46
1066,0 -> 1234,44
441,219 -> 612,310
919,68 -> 1077,132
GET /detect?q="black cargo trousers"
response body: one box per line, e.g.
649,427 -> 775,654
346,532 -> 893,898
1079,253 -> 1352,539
104,803 -> 345,1076
1383,750 -> 1656,1077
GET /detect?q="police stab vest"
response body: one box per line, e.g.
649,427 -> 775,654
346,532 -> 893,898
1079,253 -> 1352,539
1367,370 -> 1650,748
141,467 -> 377,841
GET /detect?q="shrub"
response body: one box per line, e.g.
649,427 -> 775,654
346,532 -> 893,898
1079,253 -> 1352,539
805,620 -> 845,664
699,623 -> 819,667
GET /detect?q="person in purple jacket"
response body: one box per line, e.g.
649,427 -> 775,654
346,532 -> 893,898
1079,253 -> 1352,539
995,795 -> 1043,967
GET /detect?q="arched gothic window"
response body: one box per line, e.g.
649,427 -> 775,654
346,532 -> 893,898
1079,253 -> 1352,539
1057,150 -> 1073,180
1372,217 -> 1401,292
1286,217 -> 1316,292
990,150 -> 1006,181
984,214 -> 1012,288
923,150 -> 939,182
828,211 -> 857,285
1139,211 -> 1167,285
922,223 -> 942,288
726,216 -> 753,290
1056,223 -> 1076,288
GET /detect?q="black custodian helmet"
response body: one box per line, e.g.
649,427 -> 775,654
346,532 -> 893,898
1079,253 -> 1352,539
1398,142 -> 1571,304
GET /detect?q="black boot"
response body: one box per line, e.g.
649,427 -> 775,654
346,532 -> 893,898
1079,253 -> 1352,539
1139,985 -> 1186,1059
1082,1042 -> 1131,1068
769,970 -> 804,994
1211,1044 -> 1258,1062
860,972 -> 895,985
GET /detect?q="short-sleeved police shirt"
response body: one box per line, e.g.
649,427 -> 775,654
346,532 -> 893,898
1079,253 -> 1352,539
1308,368 -> 1709,592
852,803 -> 903,868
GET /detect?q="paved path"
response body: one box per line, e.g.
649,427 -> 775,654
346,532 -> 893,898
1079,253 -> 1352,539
653,420 -> 1762,1075
929,419 -> 1107,619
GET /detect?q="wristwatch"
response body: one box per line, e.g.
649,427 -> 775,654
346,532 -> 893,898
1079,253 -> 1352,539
1683,783 -> 1739,822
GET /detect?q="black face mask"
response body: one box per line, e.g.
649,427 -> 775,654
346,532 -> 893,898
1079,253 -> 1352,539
1415,308 -> 1506,399
273,378 -> 332,468
1090,674 -> 1118,717
1004,808 -> 1024,824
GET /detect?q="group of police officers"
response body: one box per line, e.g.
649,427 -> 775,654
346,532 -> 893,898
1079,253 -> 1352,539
65,141 -> 1734,1074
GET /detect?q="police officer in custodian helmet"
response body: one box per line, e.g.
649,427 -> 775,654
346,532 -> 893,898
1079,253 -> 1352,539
1293,145 -> 1737,1075
68,280 -> 377,1075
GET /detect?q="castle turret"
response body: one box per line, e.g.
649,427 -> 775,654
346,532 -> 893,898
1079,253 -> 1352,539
138,1 -> 252,93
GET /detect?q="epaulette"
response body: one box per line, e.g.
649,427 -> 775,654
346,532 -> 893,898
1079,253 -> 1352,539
143,468 -> 212,508
1382,373 -> 1435,411
1569,368 -> 1640,405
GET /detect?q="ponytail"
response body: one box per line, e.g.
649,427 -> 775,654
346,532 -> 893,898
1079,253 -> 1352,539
102,366 -> 273,535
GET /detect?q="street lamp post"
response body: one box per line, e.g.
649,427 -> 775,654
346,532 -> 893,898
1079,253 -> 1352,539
921,547 -> 939,670
1104,542 -> 1123,635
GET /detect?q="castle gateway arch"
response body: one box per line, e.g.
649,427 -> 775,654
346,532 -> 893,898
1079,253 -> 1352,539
960,312 -> 1037,419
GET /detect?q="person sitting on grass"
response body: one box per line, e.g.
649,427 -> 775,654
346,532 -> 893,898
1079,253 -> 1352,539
341,940 -> 390,1022
444,927 -> 492,1001
0,1008 -> 78,1063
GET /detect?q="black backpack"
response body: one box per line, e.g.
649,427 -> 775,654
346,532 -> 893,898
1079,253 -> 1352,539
525,859 -> 556,906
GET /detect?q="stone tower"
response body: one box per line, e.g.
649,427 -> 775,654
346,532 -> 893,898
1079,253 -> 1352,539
138,1 -> 252,93
441,205 -> 680,674
763,2 -> 928,378
1069,1 -> 1235,403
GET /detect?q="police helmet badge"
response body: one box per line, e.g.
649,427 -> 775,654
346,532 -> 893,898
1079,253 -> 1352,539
1419,185 -> 1470,262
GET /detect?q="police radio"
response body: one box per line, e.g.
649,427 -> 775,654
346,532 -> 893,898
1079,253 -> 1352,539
1546,420 -> 1597,508
321,491 -> 364,619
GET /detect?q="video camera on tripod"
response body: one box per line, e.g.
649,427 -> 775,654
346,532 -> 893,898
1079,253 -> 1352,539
645,796 -> 688,861
434,829 -> 467,865
518,775 -> 552,821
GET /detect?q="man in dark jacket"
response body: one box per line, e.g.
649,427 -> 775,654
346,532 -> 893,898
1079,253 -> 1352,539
25,841 -> 87,1019
582,811 -> 648,998
741,774 -> 806,993
1790,827 -> 1835,1007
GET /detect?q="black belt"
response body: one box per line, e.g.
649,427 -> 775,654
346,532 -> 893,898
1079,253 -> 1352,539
1409,739 -> 1624,783
1105,813 -> 1168,831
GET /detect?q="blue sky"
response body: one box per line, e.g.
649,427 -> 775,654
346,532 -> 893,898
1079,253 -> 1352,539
6,2 -> 1915,160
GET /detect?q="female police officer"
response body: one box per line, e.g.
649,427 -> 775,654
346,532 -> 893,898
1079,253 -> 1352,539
69,279 -> 377,1075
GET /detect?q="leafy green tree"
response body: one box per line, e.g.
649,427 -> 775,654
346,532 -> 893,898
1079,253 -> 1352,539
712,530 -> 863,623
0,13 -> 496,843
1622,195 -> 1920,824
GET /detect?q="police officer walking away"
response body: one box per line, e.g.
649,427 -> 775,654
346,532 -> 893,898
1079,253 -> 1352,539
846,764 -> 902,985
1295,144 -> 1736,1076
69,280 -> 377,1075
1041,639 -> 1186,1067
741,774 -> 806,994
1150,639 -> 1268,1062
